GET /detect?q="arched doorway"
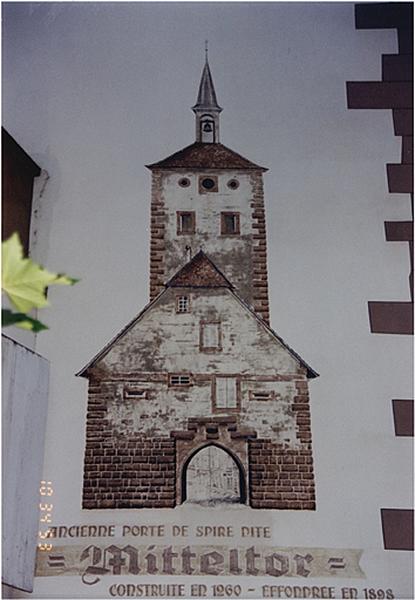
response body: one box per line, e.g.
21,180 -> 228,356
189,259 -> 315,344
181,444 -> 246,506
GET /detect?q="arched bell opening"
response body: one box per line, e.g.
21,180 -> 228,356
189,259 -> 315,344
181,442 -> 247,506
199,114 -> 216,143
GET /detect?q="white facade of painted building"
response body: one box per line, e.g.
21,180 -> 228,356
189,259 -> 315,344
2,3 -> 413,599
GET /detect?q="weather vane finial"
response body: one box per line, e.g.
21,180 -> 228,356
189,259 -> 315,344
205,39 -> 208,61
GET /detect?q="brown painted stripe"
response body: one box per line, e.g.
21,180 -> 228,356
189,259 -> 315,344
402,136 -> 413,163
381,509 -> 414,550
346,82 -> 413,109
386,163 -> 413,193
392,399 -> 414,436
393,109 -> 413,136
385,221 -> 413,242
355,3 -> 413,30
382,54 -> 413,82
368,301 -> 414,335
399,28 -> 414,55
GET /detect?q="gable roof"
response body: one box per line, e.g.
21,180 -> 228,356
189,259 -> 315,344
77,254 -> 318,379
146,142 -> 267,171
166,251 -> 233,288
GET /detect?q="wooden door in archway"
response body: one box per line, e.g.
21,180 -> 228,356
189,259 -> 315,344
184,445 -> 243,505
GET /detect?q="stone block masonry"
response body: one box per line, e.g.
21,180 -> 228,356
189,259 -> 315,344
82,377 -> 316,509
149,171 -> 167,301
83,382 -> 176,509
249,442 -> 315,510
250,172 -> 270,324
249,381 -> 315,510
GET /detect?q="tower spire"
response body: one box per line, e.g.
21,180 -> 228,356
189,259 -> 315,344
192,45 -> 222,143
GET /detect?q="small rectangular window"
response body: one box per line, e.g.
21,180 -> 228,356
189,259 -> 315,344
249,390 -> 275,401
124,387 -> 148,400
215,377 -> 238,409
176,295 -> 190,313
200,322 -> 221,351
169,374 -> 191,386
177,211 -> 195,235
221,212 -> 240,235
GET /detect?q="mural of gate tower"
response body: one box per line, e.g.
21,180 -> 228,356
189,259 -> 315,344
79,54 -> 318,510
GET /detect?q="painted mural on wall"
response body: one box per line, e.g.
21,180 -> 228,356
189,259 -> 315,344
78,55 -> 318,511
186,445 -> 240,505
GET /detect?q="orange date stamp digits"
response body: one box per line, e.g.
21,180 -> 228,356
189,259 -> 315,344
38,480 -> 54,551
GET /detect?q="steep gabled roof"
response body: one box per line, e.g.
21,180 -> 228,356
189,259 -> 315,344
166,251 -> 233,288
146,142 -> 267,171
77,253 -> 318,379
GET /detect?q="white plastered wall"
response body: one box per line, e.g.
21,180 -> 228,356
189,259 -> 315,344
2,2 -> 413,598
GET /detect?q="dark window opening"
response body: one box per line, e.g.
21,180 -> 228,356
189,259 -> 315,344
227,179 -> 239,190
221,212 -> 240,235
199,175 -> 218,194
176,295 -> 190,313
169,374 -> 191,386
202,178 -> 215,190
177,211 -> 195,235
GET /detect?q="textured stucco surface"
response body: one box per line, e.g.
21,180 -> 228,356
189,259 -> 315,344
95,288 -> 295,377
152,170 -> 260,307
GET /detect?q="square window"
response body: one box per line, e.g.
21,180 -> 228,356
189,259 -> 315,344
214,377 -> 239,409
221,212 -> 240,235
176,295 -> 190,313
200,322 -> 221,351
177,212 -> 195,235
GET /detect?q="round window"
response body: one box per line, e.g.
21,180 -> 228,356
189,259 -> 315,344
178,177 -> 190,188
201,178 -> 216,190
227,179 -> 239,190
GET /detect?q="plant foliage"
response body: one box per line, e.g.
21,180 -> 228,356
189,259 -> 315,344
2,232 -> 78,331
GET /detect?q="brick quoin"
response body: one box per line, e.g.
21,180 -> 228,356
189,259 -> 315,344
250,172 -> 270,324
149,171 -> 167,300
248,379 -> 315,510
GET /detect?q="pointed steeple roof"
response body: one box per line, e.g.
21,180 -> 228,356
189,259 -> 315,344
192,54 -> 222,113
166,250 -> 233,288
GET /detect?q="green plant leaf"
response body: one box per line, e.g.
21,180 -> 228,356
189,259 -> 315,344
2,232 -> 78,313
2,309 -> 48,332
55,274 -> 80,286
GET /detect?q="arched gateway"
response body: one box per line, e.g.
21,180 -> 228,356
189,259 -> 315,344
181,443 -> 247,505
